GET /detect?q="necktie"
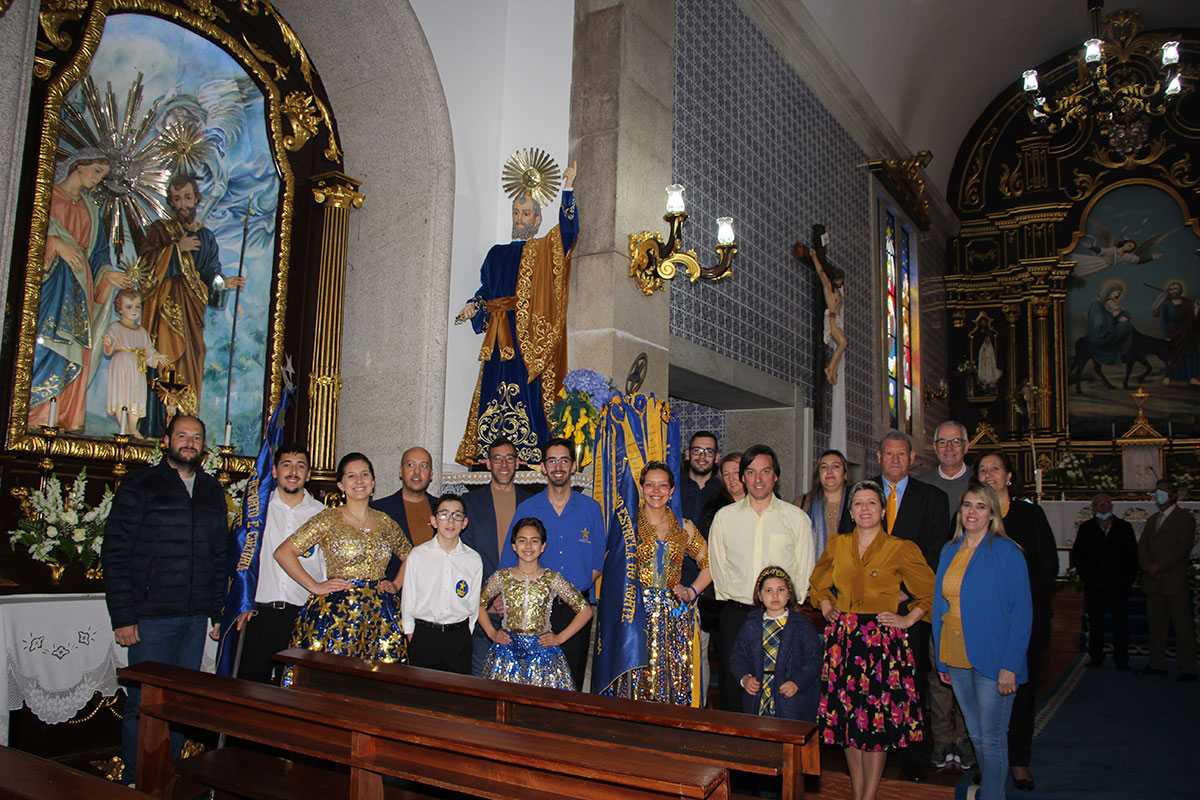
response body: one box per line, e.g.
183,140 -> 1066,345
759,615 -> 787,716
887,483 -> 898,531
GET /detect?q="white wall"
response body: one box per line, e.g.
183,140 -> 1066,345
410,0 -> 574,473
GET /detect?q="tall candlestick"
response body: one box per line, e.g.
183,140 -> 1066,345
1168,421 -> 1173,439
1111,422 -> 1116,439
224,422 -> 232,447
119,407 -> 127,436
1035,468 -> 1043,498
48,398 -> 57,427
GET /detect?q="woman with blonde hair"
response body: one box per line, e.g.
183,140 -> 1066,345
933,479 -> 1032,800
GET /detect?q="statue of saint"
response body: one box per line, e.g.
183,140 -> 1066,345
455,162 -> 578,466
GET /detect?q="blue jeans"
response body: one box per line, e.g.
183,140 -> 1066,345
120,615 -> 209,784
948,666 -> 1015,800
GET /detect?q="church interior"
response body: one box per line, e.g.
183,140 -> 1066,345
0,0 -> 1197,798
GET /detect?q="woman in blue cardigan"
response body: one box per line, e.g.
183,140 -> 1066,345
933,479 -> 1032,800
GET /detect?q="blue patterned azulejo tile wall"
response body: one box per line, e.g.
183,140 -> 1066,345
669,397 -> 727,453
673,0 -> 875,455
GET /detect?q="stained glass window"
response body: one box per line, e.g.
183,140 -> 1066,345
882,204 -> 916,433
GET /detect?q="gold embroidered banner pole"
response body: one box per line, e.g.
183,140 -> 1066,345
307,172 -> 363,478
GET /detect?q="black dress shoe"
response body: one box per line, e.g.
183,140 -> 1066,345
1179,673 -> 1197,683
1138,667 -> 1167,676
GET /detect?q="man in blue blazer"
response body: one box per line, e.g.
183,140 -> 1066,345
371,446 -> 438,580
460,437 -> 534,675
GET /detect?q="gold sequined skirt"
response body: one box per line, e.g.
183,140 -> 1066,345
602,587 -> 698,706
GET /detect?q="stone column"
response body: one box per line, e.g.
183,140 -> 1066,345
0,0 -> 37,318
569,1 -> 675,397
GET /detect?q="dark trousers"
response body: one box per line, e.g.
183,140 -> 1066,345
235,602 -> 303,684
898,620 -> 932,771
408,620 -> 472,675
718,601 -> 753,712
120,615 -> 208,784
552,597 -> 592,691
1008,613 -> 1050,768
1084,590 -> 1130,666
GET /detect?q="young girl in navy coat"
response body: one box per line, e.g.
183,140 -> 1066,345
730,566 -> 823,720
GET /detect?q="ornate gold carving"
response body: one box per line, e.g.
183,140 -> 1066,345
39,0 -> 89,51
1003,303 -> 1022,324
281,91 -> 321,152
476,382 -> 539,457
1031,296 -> 1052,318
1151,153 -> 1200,189
243,37 -> 289,81
180,0 -> 228,21
629,230 -> 669,295
312,180 -> 365,210
998,159 -> 1026,199
308,373 -> 344,394
1065,167 -> 1111,201
33,57 -> 55,79
961,127 -> 998,210
867,150 -> 933,230
1086,136 -> 1170,170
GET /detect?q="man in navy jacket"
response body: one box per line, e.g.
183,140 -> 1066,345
102,414 -> 228,784
459,437 -> 534,675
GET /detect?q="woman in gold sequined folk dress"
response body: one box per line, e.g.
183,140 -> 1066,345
476,517 -> 592,689
274,453 -> 413,678
602,461 -> 712,706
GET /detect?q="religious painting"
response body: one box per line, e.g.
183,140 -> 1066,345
17,13 -> 280,455
1064,182 -> 1200,439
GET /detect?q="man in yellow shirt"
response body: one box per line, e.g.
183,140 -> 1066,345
709,444 -> 814,711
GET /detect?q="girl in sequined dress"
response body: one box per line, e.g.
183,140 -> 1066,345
601,461 -> 711,706
477,517 -> 592,689
274,453 -> 413,677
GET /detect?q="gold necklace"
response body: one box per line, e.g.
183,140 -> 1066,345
342,507 -> 371,530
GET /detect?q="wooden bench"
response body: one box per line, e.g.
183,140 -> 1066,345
0,744 -> 158,799
277,648 -> 819,799
118,662 -> 728,800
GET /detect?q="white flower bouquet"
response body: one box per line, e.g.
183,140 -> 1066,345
8,469 -> 112,569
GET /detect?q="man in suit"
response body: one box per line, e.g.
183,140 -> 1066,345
1137,479 -> 1197,682
1072,493 -> 1139,670
460,436 -> 534,676
372,446 -> 438,580
870,430 -> 949,782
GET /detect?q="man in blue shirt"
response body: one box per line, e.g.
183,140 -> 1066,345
500,436 -> 605,689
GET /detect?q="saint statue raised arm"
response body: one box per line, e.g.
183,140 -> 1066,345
455,151 -> 578,466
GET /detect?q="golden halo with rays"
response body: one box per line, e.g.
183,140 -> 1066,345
502,148 -> 561,208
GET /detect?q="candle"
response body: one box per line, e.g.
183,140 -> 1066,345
1169,421 -> 1173,439
48,398 -> 57,427
1035,468 -> 1043,497
1111,422 -> 1116,439
224,422 -> 231,447
119,407 -> 127,436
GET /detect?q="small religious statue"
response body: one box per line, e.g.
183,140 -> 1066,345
454,150 -> 579,466
794,225 -> 846,385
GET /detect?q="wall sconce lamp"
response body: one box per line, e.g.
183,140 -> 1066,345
923,380 -> 949,406
629,184 -> 737,296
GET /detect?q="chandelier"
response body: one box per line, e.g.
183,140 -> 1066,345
1019,1 -> 1183,142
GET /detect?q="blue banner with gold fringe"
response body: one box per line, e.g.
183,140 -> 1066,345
590,393 -> 681,695
215,387 -> 294,676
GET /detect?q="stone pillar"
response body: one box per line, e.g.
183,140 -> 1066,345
305,172 -> 363,478
0,0 -> 37,318
569,1 -> 675,397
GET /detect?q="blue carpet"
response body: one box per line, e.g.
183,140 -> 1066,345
954,654 -> 1199,799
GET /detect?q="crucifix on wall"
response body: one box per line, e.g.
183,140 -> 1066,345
794,224 -> 847,385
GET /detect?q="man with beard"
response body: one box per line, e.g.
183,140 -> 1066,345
102,414 -> 228,784
229,443 -> 326,684
136,174 -> 244,436
373,446 -> 438,580
499,437 -> 605,689
454,163 -> 578,467
1152,279 -> 1200,385
460,436 -> 534,675
709,444 -> 814,712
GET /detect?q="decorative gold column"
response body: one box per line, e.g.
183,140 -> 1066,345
1030,296 -> 1053,431
308,172 -> 364,477
1003,303 -> 1022,433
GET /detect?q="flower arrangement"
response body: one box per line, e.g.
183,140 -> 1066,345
956,358 -> 978,376
8,470 -> 112,569
550,369 -> 618,467
1095,473 -> 1119,492
1054,451 -> 1084,486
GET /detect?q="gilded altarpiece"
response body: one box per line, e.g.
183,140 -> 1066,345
944,12 -> 1200,497
1,1 -> 358,590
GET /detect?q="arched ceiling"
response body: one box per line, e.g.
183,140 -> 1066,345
749,0 -> 1196,205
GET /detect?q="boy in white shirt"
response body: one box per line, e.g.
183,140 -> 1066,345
401,494 -> 483,674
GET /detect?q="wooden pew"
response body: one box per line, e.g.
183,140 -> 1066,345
117,662 -> 727,800
0,744 -> 157,800
277,649 -> 819,800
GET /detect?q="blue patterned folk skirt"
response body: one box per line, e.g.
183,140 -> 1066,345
282,579 -> 407,685
482,633 -> 574,690
818,612 -> 922,751
601,587 -> 698,706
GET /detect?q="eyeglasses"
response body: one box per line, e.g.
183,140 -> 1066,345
489,455 -> 517,464
934,438 -> 966,448
690,447 -> 716,456
435,510 -> 465,521
544,457 -> 573,467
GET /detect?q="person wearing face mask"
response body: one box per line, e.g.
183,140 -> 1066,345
1137,480 -> 1197,682
1071,493 -> 1138,670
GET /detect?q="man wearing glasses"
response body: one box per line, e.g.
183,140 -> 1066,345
461,437 -> 534,675
499,437 -> 606,689
915,420 -> 975,773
